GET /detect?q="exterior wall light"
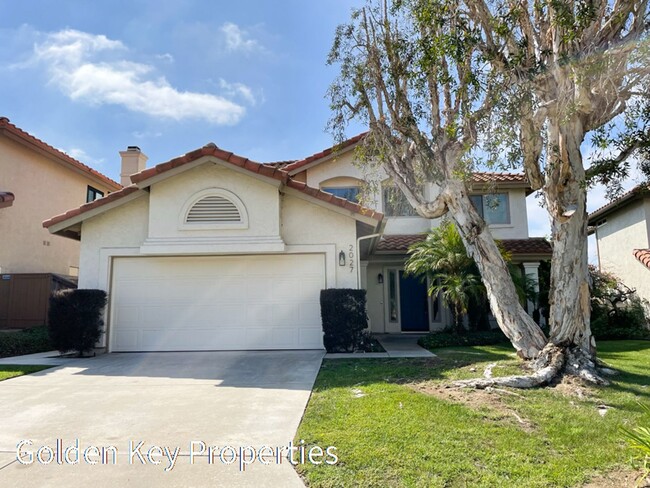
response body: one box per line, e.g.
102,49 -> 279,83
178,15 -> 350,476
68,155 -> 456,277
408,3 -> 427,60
339,251 -> 346,266
377,273 -> 384,284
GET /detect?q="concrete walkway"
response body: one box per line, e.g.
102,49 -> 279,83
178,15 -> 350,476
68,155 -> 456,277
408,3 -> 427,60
326,334 -> 435,359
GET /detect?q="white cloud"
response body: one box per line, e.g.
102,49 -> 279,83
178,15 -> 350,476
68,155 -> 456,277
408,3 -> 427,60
30,29 -> 247,125
155,53 -> 174,63
219,78 -> 256,106
132,130 -> 163,139
220,22 -> 261,53
64,147 -> 104,166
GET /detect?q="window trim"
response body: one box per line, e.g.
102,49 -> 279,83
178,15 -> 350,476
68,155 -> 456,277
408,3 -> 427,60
179,188 -> 249,230
86,186 -> 104,203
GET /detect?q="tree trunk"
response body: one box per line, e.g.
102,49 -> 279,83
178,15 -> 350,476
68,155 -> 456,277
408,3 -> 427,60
545,122 -> 596,355
443,181 -> 548,359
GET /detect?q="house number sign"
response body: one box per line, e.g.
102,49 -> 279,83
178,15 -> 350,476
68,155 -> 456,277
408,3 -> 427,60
348,244 -> 354,273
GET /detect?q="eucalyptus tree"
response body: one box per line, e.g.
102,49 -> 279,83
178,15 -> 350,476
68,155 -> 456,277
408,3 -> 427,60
330,0 -> 649,386
466,0 -> 650,384
328,0 -> 547,359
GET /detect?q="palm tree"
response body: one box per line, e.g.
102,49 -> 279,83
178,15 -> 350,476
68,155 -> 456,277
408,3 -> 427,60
405,221 -> 485,333
405,220 -> 537,332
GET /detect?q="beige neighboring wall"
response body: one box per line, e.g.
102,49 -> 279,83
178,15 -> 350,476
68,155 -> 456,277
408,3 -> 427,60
595,199 -> 650,301
0,134 -> 118,275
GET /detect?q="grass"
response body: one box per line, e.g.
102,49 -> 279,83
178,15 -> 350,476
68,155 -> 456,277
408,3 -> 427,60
0,365 -> 52,381
295,340 -> 650,487
0,326 -> 52,358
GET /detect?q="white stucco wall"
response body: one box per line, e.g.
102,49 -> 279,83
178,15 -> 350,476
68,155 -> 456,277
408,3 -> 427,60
76,163 -> 363,292
306,153 -> 531,238
78,195 -> 150,289
148,164 -> 280,239
596,199 -> 650,302
281,193 -> 359,288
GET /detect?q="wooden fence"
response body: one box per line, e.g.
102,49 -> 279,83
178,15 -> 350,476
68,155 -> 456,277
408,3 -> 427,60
0,274 -> 76,329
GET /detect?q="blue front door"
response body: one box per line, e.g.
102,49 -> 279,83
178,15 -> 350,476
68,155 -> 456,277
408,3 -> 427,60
399,271 -> 429,331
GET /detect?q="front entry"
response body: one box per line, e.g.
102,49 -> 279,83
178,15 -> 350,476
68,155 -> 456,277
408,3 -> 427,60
398,271 -> 429,331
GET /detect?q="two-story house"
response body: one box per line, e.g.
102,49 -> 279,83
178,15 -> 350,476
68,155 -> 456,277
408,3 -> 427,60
0,117 -> 121,275
588,184 -> 650,302
281,135 -> 552,334
44,134 -> 550,352
0,117 -> 121,328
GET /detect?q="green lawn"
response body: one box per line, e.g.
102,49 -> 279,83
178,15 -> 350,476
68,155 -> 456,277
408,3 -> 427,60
0,365 -> 52,381
295,340 -> 650,487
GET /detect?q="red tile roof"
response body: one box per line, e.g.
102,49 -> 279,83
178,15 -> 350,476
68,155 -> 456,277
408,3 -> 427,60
471,173 -> 527,183
376,234 -> 424,252
44,143 -> 383,230
501,238 -> 552,255
588,184 -> 650,223
0,191 -> 15,208
375,234 -> 552,255
633,249 -> 650,270
283,132 -> 368,173
0,117 -> 121,191
43,185 -> 141,228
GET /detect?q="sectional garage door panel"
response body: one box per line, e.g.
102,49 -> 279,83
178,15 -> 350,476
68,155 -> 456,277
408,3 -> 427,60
110,255 -> 325,351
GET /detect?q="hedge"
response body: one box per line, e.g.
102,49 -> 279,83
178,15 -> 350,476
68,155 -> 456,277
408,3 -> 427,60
48,289 -> 107,356
320,289 -> 369,352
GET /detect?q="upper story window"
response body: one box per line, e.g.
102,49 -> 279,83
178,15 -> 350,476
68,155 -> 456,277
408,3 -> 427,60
470,193 -> 510,225
383,186 -> 418,217
322,186 -> 360,203
86,186 -> 104,203
180,188 -> 248,230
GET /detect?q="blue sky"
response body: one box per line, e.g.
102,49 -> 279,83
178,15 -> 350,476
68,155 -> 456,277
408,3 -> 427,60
0,1 -> 642,255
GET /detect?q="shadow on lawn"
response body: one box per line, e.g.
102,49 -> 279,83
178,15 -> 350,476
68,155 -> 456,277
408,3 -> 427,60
317,347 -> 515,390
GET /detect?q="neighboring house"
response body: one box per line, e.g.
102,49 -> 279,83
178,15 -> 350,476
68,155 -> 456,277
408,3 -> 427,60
0,117 -> 121,276
588,184 -> 650,302
44,135 -> 550,352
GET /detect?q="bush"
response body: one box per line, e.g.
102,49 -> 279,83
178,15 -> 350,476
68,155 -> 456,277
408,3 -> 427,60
590,266 -> 650,340
0,327 -> 52,358
418,329 -> 509,349
320,289 -> 368,352
48,289 -> 107,356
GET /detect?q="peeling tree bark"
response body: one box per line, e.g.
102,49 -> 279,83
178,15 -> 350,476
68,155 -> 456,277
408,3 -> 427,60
442,182 -> 548,359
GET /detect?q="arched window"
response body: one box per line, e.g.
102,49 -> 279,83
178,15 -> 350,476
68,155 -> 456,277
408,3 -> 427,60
180,188 -> 248,230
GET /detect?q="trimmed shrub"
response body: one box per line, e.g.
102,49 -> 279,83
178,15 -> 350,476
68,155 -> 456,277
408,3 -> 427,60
48,289 -> 107,356
320,289 -> 368,352
418,329 -> 509,349
0,327 -> 52,358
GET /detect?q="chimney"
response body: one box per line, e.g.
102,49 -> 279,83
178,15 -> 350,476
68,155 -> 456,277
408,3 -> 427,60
119,146 -> 148,186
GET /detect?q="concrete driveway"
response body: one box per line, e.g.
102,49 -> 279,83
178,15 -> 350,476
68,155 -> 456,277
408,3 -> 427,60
0,350 -> 324,487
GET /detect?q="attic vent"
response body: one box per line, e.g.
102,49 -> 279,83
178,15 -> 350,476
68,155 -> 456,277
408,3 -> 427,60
180,188 -> 249,230
187,195 -> 241,223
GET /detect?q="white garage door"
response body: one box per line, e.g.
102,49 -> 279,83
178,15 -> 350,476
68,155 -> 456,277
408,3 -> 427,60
110,254 -> 326,351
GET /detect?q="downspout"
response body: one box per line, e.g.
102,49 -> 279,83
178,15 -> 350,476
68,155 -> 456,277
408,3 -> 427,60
356,233 -> 384,289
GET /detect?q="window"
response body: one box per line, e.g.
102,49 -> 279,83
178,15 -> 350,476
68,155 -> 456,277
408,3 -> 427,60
388,270 -> 398,322
470,193 -> 510,224
86,186 -> 104,203
322,186 -> 360,203
383,186 -> 418,217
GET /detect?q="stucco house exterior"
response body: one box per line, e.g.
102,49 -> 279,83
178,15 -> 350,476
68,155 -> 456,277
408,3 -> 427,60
44,135 -> 551,352
0,117 -> 121,276
588,184 -> 650,302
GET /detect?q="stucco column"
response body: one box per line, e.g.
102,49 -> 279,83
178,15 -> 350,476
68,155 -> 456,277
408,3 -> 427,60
522,262 -> 540,316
